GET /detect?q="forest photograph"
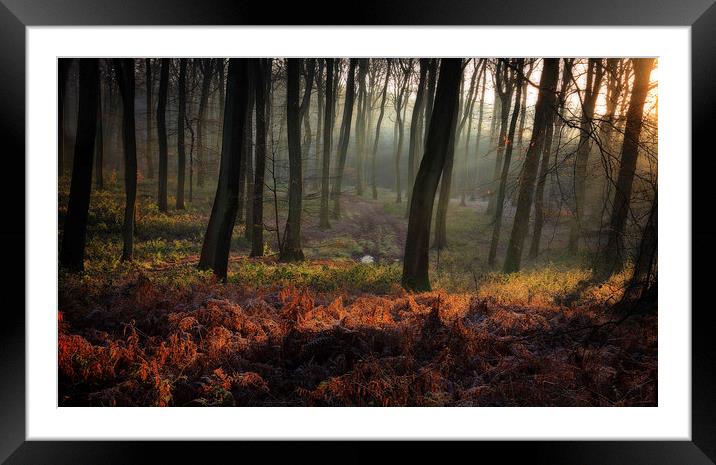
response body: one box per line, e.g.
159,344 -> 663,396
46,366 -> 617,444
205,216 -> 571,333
57,57 -> 658,407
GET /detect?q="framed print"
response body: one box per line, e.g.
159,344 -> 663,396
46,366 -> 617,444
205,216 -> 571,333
2,0 -> 715,463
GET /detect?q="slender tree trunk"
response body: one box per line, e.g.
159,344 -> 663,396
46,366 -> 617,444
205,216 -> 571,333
188,60 -> 196,203
392,61 -> 411,204
319,58 -> 335,229
177,59 -> 187,209
487,62 -> 514,216
244,72 -> 255,242
434,61 -> 478,248
280,58 -> 305,261
471,69 -> 487,199
371,59 -> 391,200
198,59 -> 249,280
529,58 -> 573,258
157,58 -> 169,212
401,59 -> 462,292
94,68 -> 104,190
144,59 -> 155,180
488,59 -> 524,267
406,59 -> 429,206
60,59 -> 99,272
331,59 -> 357,219
568,58 -> 604,254
355,58 -> 368,196
528,116 -> 554,259
113,59 -> 138,261
298,59 -> 316,193
196,59 -> 214,188
251,59 -> 269,257
58,59 -> 71,176
424,58 -> 438,141
598,58 -> 655,276
313,60 -> 325,192
503,58 -> 560,273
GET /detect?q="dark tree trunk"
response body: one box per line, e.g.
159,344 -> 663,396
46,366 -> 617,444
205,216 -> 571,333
319,58 -> 335,229
598,58 -> 655,276
299,59 -> 316,193
487,60 -> 515,216
371,59 -> 391,200
568,58 -> 604,254
488,59 -> 524,267
144,59 -> 155,180
58,59 -> 71,176
188,60 -> 197,203
503,58 -> 560,273
528,116 -> 554,258
113,59 -> 138,261
471,68 -> 487,199
280,58 -> 305,262
177,59 -> 187,210
331,59 -> 357,219
196,59 -> 214,188
460,60 -> 483,206
402,59 -> 462,292
251,59 -> 269,257
617,193 -> 657,313
516,61 -> 533,148
94,67 -> 104,190
355,58 -> 369,196
60,59 -> 99,272
198,59 -> 249,280
529,58 -> 573,258
433,61 -> 478,249
392,60 -> 411,204
313,60 -> 325,192
157,58 -> 169,212
406,59 -> 429,206
243,71 -> 255,242
424,58 -> 438,140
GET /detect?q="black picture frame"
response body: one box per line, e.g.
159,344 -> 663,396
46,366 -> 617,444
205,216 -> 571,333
1,1 -> 713,463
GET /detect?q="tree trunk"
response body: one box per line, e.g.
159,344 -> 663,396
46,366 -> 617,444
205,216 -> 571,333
94,67 -> 104,190
354,58 -> 368,195
471,68 -> 487,200
424,58 -> 438,140
371,59 -> 391,200
157,58 -> 169,212
60,59 -> 99,272
196,59 -> 214,188
177,59 -> 187,209
331,59 -> 357,219
299,59 -> 316,193
406,59 -> 429,206
58,59 -> 71,176
144,59 -> 155,180
488,59 -> 524,267
244,74 -> 255,242
487,60 -> 514,216
251,59 -> 269,257
568,58 -> 604,254
401,58 -> 462,292
503,58 -> 560,273
280,58 -> 305,261
113,59 -> 138,261
529,58 -> 573,258
598,58 -> 655,276
314,60 -> 325,192
198,59 -> 249,280
319,58 -> 335,229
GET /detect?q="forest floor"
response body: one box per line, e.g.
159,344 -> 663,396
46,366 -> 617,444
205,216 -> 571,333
58,177 -> 657,406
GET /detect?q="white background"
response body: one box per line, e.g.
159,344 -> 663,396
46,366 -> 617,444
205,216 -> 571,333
27,26 -> 690,440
